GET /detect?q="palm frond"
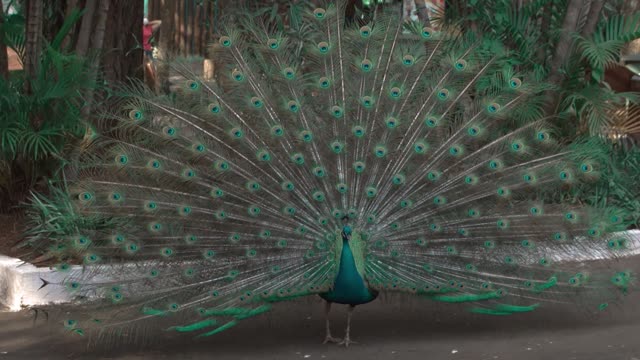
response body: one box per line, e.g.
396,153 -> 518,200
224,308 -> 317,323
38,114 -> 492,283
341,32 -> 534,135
578,13 -> 640,82
602,100 -> 640,146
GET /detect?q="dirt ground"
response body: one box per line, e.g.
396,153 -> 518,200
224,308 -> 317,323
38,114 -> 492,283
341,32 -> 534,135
0,213 -> 25,259
1,257 -> 640,359
0,294 -> 639,360
7,48 -> 21,71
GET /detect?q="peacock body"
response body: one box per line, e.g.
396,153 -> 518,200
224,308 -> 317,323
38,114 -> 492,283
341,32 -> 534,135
43,1 -> 639,344
320,222 -> 378,306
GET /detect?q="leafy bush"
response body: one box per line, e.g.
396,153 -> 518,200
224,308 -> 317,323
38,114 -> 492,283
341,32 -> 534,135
0,9 -> 95,210
437,1 -> 640,138
575,141 -> 640,227
20,180 -> 128,263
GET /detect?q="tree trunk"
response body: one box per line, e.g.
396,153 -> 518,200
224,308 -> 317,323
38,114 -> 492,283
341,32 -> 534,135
82,0 -> 110,112
102,0 -> 144,86
159,0 -> 175,53
158,0 -> 175,92
178,0 -> 185,56
74,0 -> 96,56
91,1 -> 110,55
548,0 -> 584,82
580,0 -> 605,38
62,0 -> 109,183
536,3 -> 553,64
188,0 -> 195,54
195,1 -> 201,55
544,0 -> 585,115
174,0 -> 180,54
41,0 -> 68,44
61,0 -> 80,50
24,0 -> 43,94
0,2 -> 9,80
414,0 -> 431,27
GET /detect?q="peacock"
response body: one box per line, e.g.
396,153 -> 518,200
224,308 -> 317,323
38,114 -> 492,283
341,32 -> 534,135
38,1 -> 640,347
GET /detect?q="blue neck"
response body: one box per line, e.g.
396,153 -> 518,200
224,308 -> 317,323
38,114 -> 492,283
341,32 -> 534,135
318,226 -> 377,305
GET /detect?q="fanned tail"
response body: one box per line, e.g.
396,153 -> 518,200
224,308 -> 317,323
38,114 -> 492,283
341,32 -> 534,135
36,1 -> 639,341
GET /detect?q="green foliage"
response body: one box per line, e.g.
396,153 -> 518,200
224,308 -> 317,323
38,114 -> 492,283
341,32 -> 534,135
572,140 -> 640,226
538,137 -> 640,227
0,8 -> 95,209
2,11 -> 25,59
440,0 -> 640,139
21,180 -> 127,261
577,13 -> 640,82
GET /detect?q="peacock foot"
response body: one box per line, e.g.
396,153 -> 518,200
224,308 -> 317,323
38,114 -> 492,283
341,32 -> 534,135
322,335 -> 342,344
338,337 -> 358,347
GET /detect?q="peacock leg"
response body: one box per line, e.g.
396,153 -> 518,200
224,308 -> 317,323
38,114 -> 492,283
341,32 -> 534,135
339,305 -> 359,347
322,301 -> 341,344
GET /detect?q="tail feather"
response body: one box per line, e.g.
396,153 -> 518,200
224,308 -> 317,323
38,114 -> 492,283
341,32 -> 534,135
34,1 -> 638,340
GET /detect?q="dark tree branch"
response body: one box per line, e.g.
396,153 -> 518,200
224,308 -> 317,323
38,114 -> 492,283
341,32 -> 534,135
544,0 -> 586,116
24,0 -> 43,95
580,0 -> 605,38
536,2 -> 553,65
74,0 -> 96,56
0,2 -> 9,80
91,1 -> 110,53
61,0 -> 79,50
82,0 -> 110,113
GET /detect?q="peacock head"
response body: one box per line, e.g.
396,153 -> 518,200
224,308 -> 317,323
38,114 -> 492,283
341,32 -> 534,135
341,216 -> 352,240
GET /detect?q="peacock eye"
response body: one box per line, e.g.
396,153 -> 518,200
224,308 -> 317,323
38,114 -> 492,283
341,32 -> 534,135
331,106 -> 343,118
454,59 -> 467,70
361,96 -> 373,108
402,55 -> 415,66
317,41 -> 329,53
220,36 -> 232,46
232,69 -> 244,81
360,59 -> 373,72
283,67 -> 295,79
267,38 -> 279,49
319,77 -> 330,88
360,25 -> 372,37
187,81 -> 199,90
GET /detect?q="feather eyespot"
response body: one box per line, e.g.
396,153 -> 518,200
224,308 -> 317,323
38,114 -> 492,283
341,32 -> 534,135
219,36 -> 232,46
360,59 -> 373,72
317,41 -> 330,53
360,25 -> 372,38
421,27 -> 434,38
509,78 -> 522,89
267,38 -> 279,49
